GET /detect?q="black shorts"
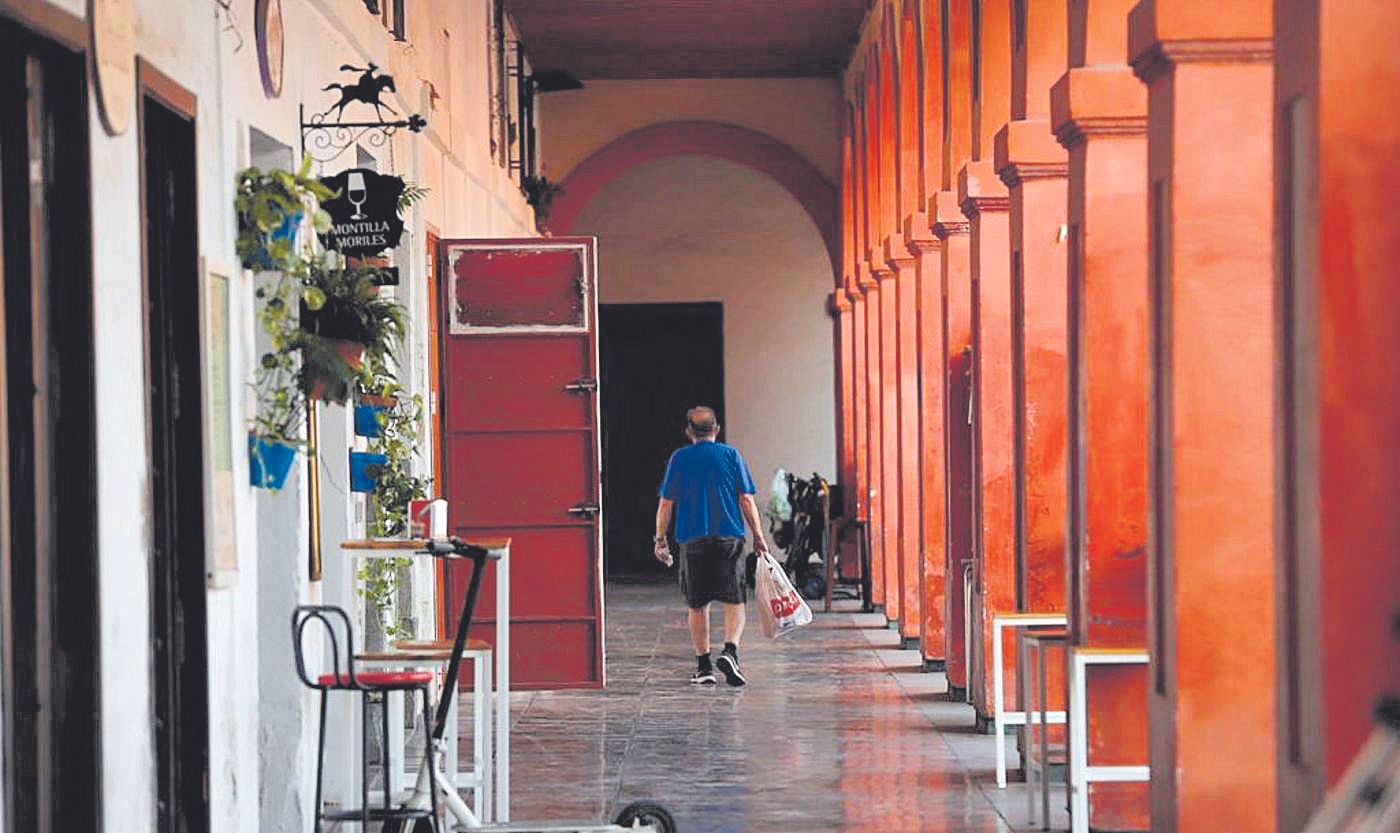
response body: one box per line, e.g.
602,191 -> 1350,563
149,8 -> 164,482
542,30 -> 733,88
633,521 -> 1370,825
678,536 -> 747,609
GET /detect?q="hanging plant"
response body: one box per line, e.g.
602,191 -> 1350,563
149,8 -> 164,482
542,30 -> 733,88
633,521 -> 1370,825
356,355 -> 432,639
521,174 -> 564,230
298,260 -> 408,404
235,156 -> 335,272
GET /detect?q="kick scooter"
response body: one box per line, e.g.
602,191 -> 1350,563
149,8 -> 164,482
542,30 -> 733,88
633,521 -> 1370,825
383,538 -> 677,833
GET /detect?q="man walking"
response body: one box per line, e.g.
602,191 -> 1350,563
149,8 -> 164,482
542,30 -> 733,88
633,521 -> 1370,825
654,406 -> 770,686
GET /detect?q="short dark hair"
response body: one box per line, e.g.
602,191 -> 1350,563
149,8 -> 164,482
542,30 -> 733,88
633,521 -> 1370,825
686,406 -> 718,437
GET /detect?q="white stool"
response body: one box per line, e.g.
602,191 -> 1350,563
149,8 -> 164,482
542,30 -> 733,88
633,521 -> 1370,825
357,639 -> 494,822
1019,627 -> 1069,829
1067,647 -> 1150,833
993,612 -> 1068,788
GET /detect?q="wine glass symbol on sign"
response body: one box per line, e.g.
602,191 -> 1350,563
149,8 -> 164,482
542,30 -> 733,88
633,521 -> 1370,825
346,171 -> 368,220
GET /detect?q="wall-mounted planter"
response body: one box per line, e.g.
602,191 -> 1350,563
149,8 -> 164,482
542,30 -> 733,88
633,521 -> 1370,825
349,451 -> 387,493
242,210 -> 302,272
303,338 -> 365,404
249,434 -> 298,490
354,394 -> 397,438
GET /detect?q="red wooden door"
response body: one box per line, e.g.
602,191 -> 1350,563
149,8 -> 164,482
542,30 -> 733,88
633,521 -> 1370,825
437,237 -> 604,689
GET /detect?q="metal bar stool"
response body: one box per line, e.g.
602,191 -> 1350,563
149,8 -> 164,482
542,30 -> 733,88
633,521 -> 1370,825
292,605 -> 439,832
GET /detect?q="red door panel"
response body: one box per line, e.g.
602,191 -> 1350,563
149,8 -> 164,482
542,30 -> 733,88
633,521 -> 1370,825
447,527 -> 600,621
445,432 -> 594,527
461,621 -> 599,689
446,337 -> 592,429
438,237 -> 604,689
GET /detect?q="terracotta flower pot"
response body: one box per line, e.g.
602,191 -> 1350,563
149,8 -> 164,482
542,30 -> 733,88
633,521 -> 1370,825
305,338 -> 366,403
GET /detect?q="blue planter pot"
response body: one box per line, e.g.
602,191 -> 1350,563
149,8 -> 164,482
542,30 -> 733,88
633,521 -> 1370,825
349,451 -> 387,493
243,210 -> 303,271
249,435 -> 297,490
354,404 -> 388,438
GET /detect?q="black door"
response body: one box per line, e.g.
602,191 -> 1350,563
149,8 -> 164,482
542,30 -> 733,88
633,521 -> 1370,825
0,18 -> 101,833
599,303 -> 725,578
142,94 -> 210,833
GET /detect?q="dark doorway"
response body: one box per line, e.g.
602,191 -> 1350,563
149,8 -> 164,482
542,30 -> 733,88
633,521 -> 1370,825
141,87 -> 210,833
0,17 -> 101,833
599,303 -> 725,579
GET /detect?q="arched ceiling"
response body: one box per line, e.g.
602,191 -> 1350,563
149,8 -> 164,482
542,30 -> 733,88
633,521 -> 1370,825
506,0 -> 872,79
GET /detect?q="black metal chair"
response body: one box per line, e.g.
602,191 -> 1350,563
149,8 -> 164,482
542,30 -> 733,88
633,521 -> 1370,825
292,604 -> 439,832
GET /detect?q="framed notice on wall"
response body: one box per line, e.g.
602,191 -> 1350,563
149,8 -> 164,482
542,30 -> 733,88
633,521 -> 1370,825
202,257 -> 239,588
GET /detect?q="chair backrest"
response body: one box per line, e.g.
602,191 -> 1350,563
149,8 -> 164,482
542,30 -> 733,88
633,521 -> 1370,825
291,604 -> 359,689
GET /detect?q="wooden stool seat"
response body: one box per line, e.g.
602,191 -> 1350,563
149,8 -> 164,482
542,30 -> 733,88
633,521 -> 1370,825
392,638 -> 492,653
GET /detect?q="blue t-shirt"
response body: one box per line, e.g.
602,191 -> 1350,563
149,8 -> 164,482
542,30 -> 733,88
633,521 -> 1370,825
659,441 -> 757,543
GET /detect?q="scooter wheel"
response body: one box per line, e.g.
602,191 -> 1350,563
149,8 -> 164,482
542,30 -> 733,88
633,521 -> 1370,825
615,801 -> 677,833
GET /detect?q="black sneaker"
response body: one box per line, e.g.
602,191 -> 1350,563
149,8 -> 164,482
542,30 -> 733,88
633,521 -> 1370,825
690,668 -> 717,685
716,652 -> 747,687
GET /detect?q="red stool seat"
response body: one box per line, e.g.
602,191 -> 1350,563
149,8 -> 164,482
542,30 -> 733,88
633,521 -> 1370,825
317,670 -> 433,688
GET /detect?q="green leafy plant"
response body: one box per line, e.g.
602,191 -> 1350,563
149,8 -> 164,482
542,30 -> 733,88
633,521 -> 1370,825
235,156 -> 335,272
298,260 -> 408,404
521,174 -> 564,229
356,355 -> 432,639
249,271 -> 309,445
397,184 -> 430,218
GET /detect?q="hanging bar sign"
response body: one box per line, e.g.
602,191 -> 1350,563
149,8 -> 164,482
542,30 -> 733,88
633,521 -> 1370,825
317,168 -> 406,257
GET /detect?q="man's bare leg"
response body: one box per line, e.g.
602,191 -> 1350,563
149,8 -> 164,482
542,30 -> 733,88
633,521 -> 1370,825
722,602 -> 746,647
688,605 -> 711,656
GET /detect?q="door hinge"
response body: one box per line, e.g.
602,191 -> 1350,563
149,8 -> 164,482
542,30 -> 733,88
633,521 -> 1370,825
567,501 -> 600,519
563,378 -> 598,394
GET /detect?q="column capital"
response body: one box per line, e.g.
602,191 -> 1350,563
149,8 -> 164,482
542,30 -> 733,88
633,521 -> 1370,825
856,261 -> 879,292
865,248 -> 895,281
928,190 -> 971,238
1127,0 -> 1273,84
957,161 -> 1011,219
993,120 -> 1068,188
883,233 -> 916,270
828,289 -> 853,316
902,212 -> 941,255
1050,67 -> 1148,149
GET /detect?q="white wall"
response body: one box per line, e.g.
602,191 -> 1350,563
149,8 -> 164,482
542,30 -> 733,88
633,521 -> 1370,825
541,78 -> 842,183
574,155 -> 838,503
19,0 -> 539,831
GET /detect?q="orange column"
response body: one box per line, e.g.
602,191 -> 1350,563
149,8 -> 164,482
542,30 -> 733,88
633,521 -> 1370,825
889,2 -> 925,651
885,236 -> 922,648
837,112 -> 860,538
933,193 -> 973,696
964,0 -> 1015,724
907,226 -> 945,665
862,47 -> 892,623
830,288 -> 854,533
909,0 -> 949,669
847,101 -> 872,583
1128,2 -> 1278,830
939,0 -> 976,697
871,257 -> 902,626
961,161 -> 1012,725
1274,1 -> 1400,826
858,60 -> 888,611
1051,0 -> 1150,826
996,0 -> 1069,625
875,28 -> 905,629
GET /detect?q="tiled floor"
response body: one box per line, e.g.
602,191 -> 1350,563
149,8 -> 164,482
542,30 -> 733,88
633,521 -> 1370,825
497,581 -> 1068,832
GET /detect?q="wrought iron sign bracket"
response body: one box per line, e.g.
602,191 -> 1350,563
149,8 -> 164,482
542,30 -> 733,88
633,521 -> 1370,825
298,63 -> 427,163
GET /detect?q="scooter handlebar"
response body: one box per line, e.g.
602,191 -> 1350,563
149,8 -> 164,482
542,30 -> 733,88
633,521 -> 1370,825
421,537 -> 500,560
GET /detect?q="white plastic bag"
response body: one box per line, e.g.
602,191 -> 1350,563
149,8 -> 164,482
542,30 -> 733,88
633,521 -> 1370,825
767,468 -> 791,520
755,552 -> 813,639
